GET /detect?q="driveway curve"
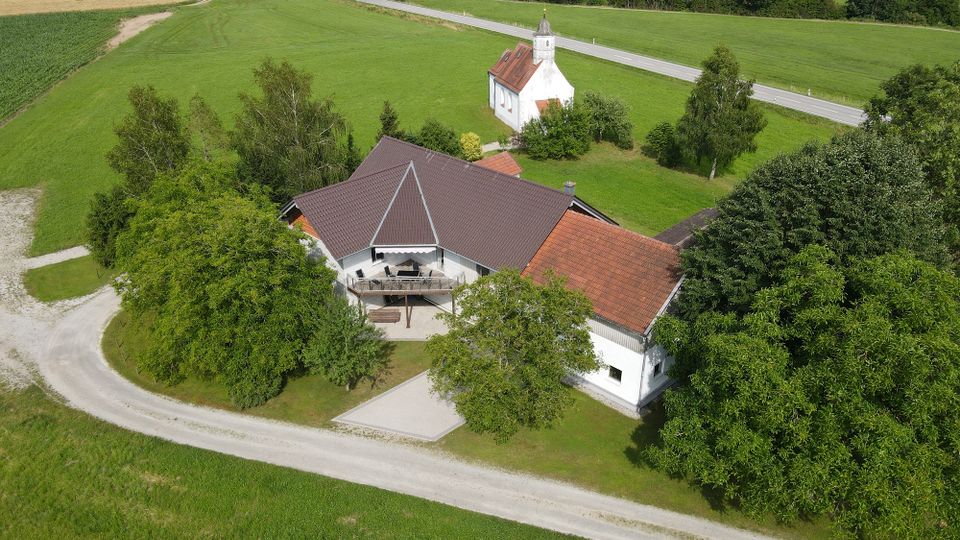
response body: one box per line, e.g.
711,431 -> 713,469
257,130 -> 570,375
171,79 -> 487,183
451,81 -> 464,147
1,190 -> 771,540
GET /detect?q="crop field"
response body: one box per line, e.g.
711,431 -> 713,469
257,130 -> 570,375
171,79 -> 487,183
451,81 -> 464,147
0,1 -> 180,16
0,10 -> 141,121
0,386 -> 561,538
414,0 -> 960,105
0,0 -> 836,255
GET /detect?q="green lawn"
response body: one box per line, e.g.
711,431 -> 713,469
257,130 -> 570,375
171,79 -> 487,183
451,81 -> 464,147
22,254 -> 117,302
0,386 -> 562,538
0,9 -> 147,121
0,0 -> 837,255
103,310 -> 432,426
413,0 -> 960,105
103,311 -> 833,538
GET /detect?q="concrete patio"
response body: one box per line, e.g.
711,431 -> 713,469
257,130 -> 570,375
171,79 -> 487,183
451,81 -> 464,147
333,371 -> 465,441
370,298 -> 449,340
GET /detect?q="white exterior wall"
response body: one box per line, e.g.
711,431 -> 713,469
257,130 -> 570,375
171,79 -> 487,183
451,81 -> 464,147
492,81 -> 522,131
424,249 -> 480,312
578,320 -> 675,409
489,59 -> 575,132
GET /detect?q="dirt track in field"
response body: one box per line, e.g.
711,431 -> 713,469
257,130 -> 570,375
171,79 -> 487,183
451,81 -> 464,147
1,1 -> 179,16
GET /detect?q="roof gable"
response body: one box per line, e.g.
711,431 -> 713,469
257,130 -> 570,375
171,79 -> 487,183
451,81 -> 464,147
523,211 -> 682,335
489,42 -> 541,93
291,137 -> 575,268
474,151 -> 523,177
372,163 -> 438,246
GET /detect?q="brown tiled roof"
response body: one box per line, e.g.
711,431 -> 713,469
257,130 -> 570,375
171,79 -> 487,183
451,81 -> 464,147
489,42 -> 541,93
290,137 -> 575,269
654,208 -> 718,248
523,211 -> 682,335
474,151 -> 522,177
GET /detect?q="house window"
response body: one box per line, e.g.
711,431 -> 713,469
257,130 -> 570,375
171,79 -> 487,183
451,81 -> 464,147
653,362 -> 663,377
608,366 -> 622,383
507,93 -> 512,111
439,248 -> 445,268
370,248 -> 384,263
499,87 -> 504,106
475,263 -> 490,277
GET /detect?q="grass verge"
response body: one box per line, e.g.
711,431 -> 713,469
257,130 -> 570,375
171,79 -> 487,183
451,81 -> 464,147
102,310 -> 432,426
23,254 -> 117,302
0,385 -> 562,538
103,312 -> 834,538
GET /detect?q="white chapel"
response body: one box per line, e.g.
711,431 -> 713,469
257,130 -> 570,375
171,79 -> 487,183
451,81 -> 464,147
488,13 -> 575,131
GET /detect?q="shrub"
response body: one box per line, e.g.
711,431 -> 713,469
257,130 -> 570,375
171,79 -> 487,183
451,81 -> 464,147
459,132 -> 483,161
418,119 -> 462,157
582,91 -> 634,149
86,184 -> 135,268
644,121 -> 682,167
519,101 -> 592,160
303,297 -> 390,390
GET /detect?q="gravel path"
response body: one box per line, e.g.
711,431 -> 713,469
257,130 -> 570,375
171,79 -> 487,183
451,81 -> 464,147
359,0 -> 865,126
0,189 -> 773,539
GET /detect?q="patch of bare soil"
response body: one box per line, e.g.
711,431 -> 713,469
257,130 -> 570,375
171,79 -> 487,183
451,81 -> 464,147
0,1 -> 179,16
107,11 -> 173,50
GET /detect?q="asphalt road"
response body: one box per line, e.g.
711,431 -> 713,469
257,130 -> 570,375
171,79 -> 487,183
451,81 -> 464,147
0,189 -> 774,540
360,0 -> 866,126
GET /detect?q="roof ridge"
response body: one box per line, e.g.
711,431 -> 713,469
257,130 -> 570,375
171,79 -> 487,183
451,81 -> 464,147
293,161 -> 408,203
566,210 -> 679,252
369,161 -> 415,246
379,136 -> 574,202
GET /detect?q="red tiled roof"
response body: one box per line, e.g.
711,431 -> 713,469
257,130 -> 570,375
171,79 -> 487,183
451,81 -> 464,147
489,42 -> 541,93
290,137 -> 575,269
474,151 -> 522,177
523,211 -> 682,335
535,98 -> 560,114
291,213 -> 319,238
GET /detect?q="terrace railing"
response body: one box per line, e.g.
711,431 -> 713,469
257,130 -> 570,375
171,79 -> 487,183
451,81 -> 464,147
345,273 -> 464,296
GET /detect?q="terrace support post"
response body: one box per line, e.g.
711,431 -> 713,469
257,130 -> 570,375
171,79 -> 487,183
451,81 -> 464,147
451,293 -> 456,318
405,294 -> 411,328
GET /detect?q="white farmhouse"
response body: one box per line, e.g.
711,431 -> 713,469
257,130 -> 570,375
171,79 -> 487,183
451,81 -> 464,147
488,14 -> 575,132
281,137 -> 687,416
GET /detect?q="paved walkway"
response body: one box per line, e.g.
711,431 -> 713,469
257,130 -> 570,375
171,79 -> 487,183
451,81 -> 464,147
334,371 -> 464,441
22,245 -> 89,269
0,189 -> 773,539
359,0 -> 865,126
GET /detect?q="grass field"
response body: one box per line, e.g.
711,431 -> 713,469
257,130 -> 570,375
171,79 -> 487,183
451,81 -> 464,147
0,386 -> 562,538
0,0 -> 836,256
23,254 -> 117,302
414,0 -> 960,105
103,310 -> 432,425
0,1 -> 181,16
0,9 -> 143,121
103,311 -> 833,538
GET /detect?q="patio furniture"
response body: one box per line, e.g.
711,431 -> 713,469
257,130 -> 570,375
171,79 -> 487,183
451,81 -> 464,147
397,269 -> 420,278
368,308 -> 401,324
412,261 -> 421,274
384,266 -> 394,277
356,269 -> 365,279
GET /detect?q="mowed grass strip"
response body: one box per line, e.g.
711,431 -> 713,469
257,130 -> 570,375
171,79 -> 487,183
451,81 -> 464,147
0,10 -> 134,121
0,386 -> 564,538
103,310 -> 432,426
0,0 -> 837,255
104,313 -> 834,538
22,254 -> 117,302
413,0 -> 960,105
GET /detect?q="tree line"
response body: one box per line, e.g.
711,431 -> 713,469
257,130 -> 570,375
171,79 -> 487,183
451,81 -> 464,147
523,0 -> 960,27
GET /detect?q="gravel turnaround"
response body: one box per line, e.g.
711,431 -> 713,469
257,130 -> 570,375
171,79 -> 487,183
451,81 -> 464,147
359,0 -> 865,126
1,189 -> 773,539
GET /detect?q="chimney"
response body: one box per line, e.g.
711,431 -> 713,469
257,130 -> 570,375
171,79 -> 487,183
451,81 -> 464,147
563,181 -> 576,196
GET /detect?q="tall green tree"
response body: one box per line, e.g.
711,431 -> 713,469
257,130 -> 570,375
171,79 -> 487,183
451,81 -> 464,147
85,184 -> 135,268
114,160 -> 337,408
428,269 -> 598,442
582,91 -> 634,149
678,130 -> 947,317
105,85 -> 190,193
303,297 -> 389,391
233,59 -> 354,203
676,46 -> 766,179
377,100 -> 402,141
649,245 -> 960,538
865,61 -> 960,260
188,94 -> 229,162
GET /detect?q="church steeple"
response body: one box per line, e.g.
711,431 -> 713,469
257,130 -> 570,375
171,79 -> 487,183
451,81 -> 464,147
532,10 -> 555,64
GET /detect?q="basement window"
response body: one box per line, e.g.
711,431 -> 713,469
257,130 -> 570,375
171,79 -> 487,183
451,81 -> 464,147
608,366 -> 622,383
653,362 -> 663,377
